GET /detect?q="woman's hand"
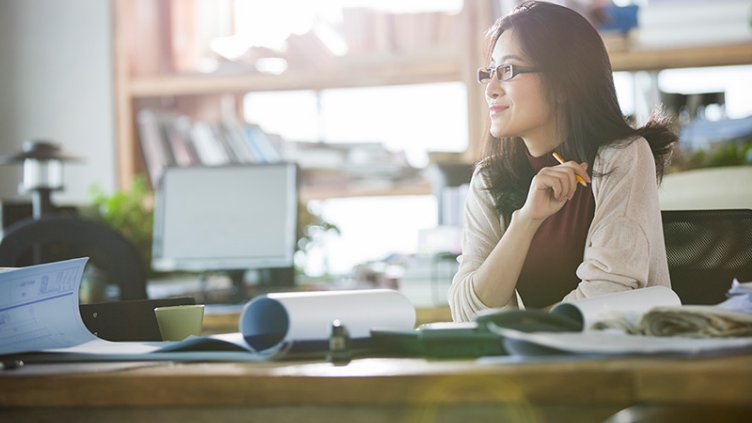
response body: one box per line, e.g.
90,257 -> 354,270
517,160 -> 590,223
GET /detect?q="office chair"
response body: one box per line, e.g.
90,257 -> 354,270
661,209 -> 752,305
0,214 -> 148,301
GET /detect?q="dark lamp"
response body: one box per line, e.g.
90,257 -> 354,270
0,140 -> 82,218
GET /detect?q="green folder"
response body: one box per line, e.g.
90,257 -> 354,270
370,309 -> 581,358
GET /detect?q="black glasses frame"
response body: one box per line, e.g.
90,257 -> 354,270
477,64 -> 541,83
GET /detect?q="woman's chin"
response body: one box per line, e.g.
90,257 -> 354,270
489,120 -> 515,138
490,126 -> 508,139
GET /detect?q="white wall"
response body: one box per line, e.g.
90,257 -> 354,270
0,0 -> 115,206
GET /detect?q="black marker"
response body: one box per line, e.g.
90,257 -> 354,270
327,320 -> 351,365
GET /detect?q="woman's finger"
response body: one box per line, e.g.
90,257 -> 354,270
549,166 -> 577,200
534,169 -> 565,201
542,166 -> 575,200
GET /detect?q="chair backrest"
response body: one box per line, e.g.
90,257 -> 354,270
0,215 -> 147,301
662,209 -> 752,305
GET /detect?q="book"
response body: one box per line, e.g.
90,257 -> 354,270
136,109 -> 174,187
190,121 -> 230,165
209,123 -> 241,164
242,124 -> 281,163
163,114 -> 200,167
221,120 -> 261,163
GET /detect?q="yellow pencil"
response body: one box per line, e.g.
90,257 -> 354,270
552,152 -> 588,187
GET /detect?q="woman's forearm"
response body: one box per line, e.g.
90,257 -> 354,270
471,210 -> 543,307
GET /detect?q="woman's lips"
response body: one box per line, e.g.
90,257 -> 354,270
489,104 -> 509,115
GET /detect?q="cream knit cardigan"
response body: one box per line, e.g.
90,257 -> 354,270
448,136 -> 671,322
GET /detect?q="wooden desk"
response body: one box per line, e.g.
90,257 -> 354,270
2,354 -> 751,422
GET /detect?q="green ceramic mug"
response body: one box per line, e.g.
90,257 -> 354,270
154,304 -> 205,341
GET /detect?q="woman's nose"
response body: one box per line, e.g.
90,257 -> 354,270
485,78 -> 504,100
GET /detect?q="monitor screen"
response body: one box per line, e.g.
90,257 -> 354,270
151,163 -> 298,272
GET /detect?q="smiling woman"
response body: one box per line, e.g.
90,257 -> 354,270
448,1 -> 679,321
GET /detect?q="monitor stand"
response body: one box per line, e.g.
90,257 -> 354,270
257,267 -> 296,288
223,267 -> 297,303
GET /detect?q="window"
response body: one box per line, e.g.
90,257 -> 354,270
244,82 -> 468,168
303,195 -> 438,276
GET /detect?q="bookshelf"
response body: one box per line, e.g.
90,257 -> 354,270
113,0 -> 493,199
113,0 -> 752,199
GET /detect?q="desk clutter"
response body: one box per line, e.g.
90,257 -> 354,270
1,258 -> 752,367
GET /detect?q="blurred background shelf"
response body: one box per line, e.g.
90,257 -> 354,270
126,43 -> 752,100
609,42 -> 752,71
300,179 -> 433,202
127,49 -> 461,98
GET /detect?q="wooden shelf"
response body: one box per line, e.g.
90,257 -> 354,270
127,42 -> 752,99
610,42 -> 752,72
127,50 -> 461,98
300,179 -> 433,201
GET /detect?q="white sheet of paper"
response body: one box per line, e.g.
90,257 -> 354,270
239,289 -> 416,351
0,258 -> 97,355
44,339 -> 163,354
551,286 -> 681,329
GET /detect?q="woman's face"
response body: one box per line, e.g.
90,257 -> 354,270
485,29 -> 556,148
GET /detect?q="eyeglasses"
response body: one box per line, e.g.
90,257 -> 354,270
477,64 -> 541,83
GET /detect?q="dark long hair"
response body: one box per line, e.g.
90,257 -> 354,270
481,1 -> 676,223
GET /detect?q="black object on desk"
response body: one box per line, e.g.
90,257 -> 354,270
327,320 -> 351,365
80,297 -> 196,341
0,359 -> 24,371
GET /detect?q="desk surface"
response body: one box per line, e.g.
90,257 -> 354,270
2,354 -> 752,422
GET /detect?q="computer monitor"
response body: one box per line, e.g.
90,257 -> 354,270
151,163 -> 298,281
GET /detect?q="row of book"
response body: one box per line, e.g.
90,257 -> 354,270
136,109 -> 421,192
136,109 -> 283,187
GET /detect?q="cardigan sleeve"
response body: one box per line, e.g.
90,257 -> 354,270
448,169 -> 520,321
563,137 -> 670,302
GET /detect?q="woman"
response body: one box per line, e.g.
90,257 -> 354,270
448,1 -> 676,321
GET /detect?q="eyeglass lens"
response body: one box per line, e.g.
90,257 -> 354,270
477,65 -> 514,83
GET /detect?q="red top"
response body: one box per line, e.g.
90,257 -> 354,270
515,150 -> 596,308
